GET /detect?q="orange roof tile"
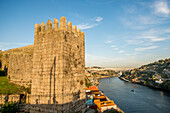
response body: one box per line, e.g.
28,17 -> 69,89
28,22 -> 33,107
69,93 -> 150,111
100,100 -> 116,107
85,87 -> 89,90
94,95 -> 106,100
89,86 -> 99,90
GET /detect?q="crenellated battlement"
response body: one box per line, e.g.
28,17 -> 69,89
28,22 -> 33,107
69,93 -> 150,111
1,16 -> 86,112
34,16 -> 84,38
31,16 -> 86,111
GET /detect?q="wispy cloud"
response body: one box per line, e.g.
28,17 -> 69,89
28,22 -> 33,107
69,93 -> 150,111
96,17 -> 103,22
138,15 -> 166,25
126,27 -> 170,47
143,36 -> 167,42
105,40 -> 114,43
77,23 -> 99,30
122,1 -> 170,30
111,45 -> 116,48
127,40 -> 144,45
76,15 -> 103,30
135,46 -> 158,51
144,28 -> 170,36
111,45 -> 119,50
122,15 -> 167,30
153,0 -> 170,16
118,50 -> 124,53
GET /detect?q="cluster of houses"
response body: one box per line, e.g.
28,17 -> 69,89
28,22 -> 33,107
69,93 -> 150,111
131,75 -> 164,84
85,86 -> 121,112
153,74 -> 164,84
85,70 -> 99,85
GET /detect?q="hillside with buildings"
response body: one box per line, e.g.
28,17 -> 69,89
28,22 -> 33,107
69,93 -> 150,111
120,58 -> 170,91
85,67 -> 119,86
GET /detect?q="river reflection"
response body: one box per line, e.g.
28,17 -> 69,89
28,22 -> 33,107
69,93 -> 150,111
98,77 -> 170,113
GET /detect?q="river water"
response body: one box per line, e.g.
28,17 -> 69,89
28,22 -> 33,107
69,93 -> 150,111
98,77 -> 170,113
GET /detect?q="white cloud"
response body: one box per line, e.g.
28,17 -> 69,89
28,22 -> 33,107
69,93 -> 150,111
96,17 -> 103,22
143,36 -> 167,42
105,40 -> 113,43
151,38 -> 166,41
77,23 -> 99,30
127,40 -> 144,45
75,15 -> 103,30
135,46 -> 158,51
138,15 -> 165,25
122,15 -> 168,30
153,0 -> 170,16
111,45 -> 116,48
146,28 -> 170,35
122,1 -> 170,30
118,50 -> 124,53
143,42 -> 153,45
126,27 -> 169,47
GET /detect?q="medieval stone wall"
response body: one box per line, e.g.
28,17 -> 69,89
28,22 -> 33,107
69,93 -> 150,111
31,17 -> 86,112
0,45 -> 33,87
0,94 -> 20,105
0,16 -> 86,112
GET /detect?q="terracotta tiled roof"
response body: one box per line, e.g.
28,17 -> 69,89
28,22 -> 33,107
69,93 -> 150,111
89,86 -> 99,90
100,100 -> 116,107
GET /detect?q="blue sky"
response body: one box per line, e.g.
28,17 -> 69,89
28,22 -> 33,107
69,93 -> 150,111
0,0 -> 170,68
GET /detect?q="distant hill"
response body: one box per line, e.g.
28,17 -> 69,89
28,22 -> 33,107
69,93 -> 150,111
86,66 -> 103,70
120,58 -> 170,92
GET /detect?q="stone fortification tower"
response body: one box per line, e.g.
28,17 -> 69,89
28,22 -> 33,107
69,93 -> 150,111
31,17 -> 86,112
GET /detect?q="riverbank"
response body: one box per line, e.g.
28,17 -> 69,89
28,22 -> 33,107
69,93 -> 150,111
101,91 -> 124,113
99,75 -> 118,79
95,75 -> 119,85
98,77 -> 170,113
119,76 -> 170,92
97,76 -> 124,113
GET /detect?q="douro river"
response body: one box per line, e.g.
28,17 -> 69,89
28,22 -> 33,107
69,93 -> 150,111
98,77 -> 170,113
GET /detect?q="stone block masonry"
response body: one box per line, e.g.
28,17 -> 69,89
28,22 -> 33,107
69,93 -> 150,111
31,17 -> 86,112
0,45 -> 33,87
0,94 -> 20,105
0,16 -> 86,112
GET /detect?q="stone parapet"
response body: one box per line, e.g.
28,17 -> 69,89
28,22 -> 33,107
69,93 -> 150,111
31,17 -> 86,112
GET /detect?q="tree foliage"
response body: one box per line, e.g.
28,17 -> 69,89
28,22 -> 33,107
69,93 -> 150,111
0,102 -> 18,113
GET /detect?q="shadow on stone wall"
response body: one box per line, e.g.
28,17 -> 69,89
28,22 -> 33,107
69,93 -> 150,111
49,57 -> 56,104
3,66 -> 8,76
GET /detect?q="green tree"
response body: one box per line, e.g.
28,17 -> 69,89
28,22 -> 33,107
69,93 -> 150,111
0,102 -> 18,113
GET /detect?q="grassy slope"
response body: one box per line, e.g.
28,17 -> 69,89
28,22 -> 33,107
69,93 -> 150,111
0,76 -> 30,94
0,76 -> 20,94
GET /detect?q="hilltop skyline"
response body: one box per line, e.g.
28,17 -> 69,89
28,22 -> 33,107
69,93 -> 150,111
0,0 -> 170,68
